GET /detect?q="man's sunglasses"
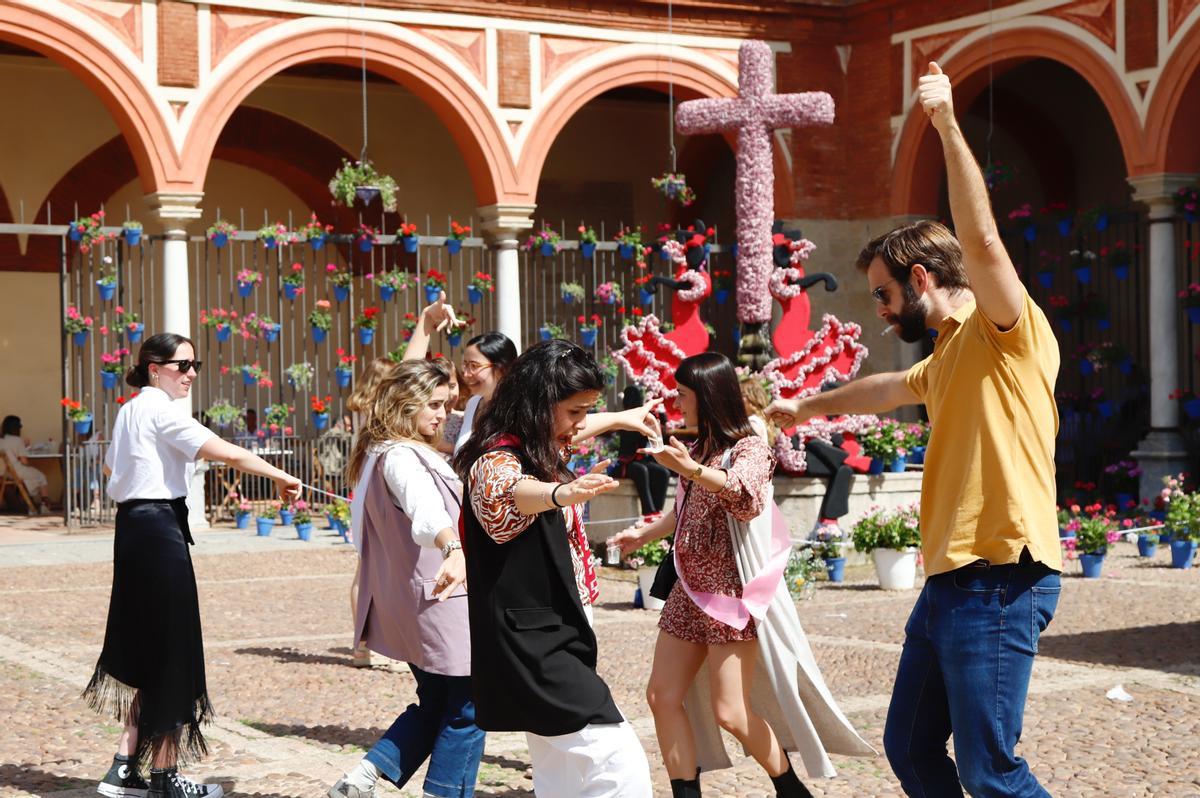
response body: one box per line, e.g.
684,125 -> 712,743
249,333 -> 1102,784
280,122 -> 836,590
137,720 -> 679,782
159,359 -> 203,374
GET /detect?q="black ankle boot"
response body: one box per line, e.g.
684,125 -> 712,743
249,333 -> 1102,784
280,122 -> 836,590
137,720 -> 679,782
770,761 -> 813,798
670,767 -> 701,798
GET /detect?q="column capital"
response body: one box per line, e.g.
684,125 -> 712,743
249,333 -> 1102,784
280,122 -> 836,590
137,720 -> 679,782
476,203 -> 536,243
144,191 -> 204,230
1128,173 -> 1197,215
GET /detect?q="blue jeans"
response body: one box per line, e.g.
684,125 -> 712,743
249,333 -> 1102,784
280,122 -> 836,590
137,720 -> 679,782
883,562 -> 1061,797
364,664 -> 486,798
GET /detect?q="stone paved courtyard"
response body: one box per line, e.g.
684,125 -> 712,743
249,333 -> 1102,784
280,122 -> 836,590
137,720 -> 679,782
1,516 -> 1198,797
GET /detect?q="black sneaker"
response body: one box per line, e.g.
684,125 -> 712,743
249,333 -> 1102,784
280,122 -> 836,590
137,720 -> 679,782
97,758 -> 149,798
147,769 -> 224,798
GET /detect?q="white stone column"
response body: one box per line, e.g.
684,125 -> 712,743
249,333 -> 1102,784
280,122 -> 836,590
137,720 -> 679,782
1129,174 -> 1195,498
478,203 -> 536,352
146,192 -> 209,527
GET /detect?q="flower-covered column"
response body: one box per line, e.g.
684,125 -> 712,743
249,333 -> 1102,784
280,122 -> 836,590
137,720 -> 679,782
1129,174 -> 1194,499
146,191 -> 208,526
478,203 -> 535,351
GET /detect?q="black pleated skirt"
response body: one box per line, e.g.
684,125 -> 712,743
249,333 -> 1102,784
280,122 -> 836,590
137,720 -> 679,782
82,497 -> 212,767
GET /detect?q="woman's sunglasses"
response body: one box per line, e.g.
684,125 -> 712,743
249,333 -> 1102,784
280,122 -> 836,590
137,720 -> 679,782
159,359 -> 203,374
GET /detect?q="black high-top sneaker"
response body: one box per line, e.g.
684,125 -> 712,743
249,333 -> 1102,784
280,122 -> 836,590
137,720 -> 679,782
97,756 -> 149,798
147,768 -> 224,798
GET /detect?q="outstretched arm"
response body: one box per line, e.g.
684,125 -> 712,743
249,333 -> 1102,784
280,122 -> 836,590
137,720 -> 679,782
919,62 -> 1024,330
763,371 -> 919,428
403,292 -> 461,361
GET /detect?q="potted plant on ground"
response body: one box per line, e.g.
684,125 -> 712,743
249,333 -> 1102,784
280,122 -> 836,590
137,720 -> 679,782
859,418 -> 907,473
236,267 -> 263,298
115,306 -> 143,343
356,222 -> 378,253
356,306 -> 380,346
446,221 -> 470,255
292,500 -> 314,540
61,397 -> 92,436
561,281 -> 585,305
279,503 -> 295,526
330,498 -> 352,538
300,212 -> 333,251
578,314 -> 602,347
335,348 -> 357,388
594,281 -> 622,305
234,494 -> 252,529
902,422 -> 930,465
121,220 -> 142,247
1162,473 -> 1199,568
578,225 -> 599,259
1064,504 -> 1119,578
813,520 -> 848,582
64,305 -> 94,346
626,536 -> 672,610
785,547 -> 821,600
523,225 -> 561,256
206,399 -> 243,430
207,219 -> 237,248
257,222 -> 291,250
96,263 -> 118,302
424,269 -> 448,304
311,394 -> 333,431
99,348 -> 129,390
256,501 -> 281,537
281,262 -> 305,300
851,504 -> 922,590
376,269 -> 412,302
613,227 -> 643,261
468,271 -> 493,304
329,158 -> 399,212
539,321 -> 566,341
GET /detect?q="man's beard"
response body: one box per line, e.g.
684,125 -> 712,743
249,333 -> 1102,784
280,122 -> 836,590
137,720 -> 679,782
891,282 -> 929,343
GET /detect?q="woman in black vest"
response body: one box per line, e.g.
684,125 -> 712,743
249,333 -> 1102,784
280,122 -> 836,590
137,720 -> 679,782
452,339 -> 653,797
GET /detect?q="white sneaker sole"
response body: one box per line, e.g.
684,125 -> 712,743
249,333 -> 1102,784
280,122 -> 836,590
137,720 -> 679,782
97,783 -> 148,798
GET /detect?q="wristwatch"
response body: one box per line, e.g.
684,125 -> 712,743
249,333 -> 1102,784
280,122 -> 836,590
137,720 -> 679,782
690,464 -> 703,480
441,539 -> 463,559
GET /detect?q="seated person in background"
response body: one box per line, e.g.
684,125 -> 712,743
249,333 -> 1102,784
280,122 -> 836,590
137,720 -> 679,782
0,415 -> 52,514
614,385 -> 672,516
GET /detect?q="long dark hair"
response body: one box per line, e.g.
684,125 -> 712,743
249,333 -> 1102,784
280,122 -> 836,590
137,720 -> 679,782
453,339 -> 604,483
676,352 -> 754,463
126,333 -> 194,388
465,331 -> 518,372
1,415 -> 20,437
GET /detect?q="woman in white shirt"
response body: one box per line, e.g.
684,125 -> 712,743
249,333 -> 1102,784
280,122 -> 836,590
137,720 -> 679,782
329,358 -> 479,798
84,333 -> 301,798
0,415 -> 51,513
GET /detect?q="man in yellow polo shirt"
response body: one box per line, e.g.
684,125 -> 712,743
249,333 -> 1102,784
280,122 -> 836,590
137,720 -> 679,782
767,62 -> 1060,797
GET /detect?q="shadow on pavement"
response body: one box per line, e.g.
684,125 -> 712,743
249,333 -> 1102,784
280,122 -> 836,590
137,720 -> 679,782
0,763 -> 94,794
233,646 -> 362,668
242,721 -> 383,750
1038,620 -> 1200,672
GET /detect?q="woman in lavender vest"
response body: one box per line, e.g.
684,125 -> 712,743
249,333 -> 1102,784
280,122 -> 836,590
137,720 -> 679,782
327,359 -> 480,798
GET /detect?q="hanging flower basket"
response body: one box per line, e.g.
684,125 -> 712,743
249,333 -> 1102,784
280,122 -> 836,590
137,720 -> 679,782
329,158 -> 399,213
651,172 -> 696,205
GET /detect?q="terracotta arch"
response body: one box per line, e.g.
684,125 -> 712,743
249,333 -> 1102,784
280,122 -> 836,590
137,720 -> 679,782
519,53 -> 795,213
181,23 -> 514,206
1143,22 -> 1200,174
0,5 -> 175,194
891,27 -> 1145,215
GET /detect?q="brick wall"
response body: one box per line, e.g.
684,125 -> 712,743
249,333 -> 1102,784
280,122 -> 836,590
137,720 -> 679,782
158,0 -> 198,88
497,29 -> 531,108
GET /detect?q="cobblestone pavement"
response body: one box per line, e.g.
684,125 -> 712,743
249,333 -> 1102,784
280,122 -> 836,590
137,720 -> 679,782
1,519 -> 1198,797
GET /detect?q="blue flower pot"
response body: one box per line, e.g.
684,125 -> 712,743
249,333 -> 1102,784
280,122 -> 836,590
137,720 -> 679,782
355,186 -> 380,206
312,412 -> 329,431
824,557 -> 846,583
1073,266 -> 1091,284
101,371 -> 118,390
580,242 -> 596,259
640,288 -> 655,305
238,281 -> 254,298
659,247 -> 671,262
215,325 -> 232,342
97,281 -> 116,301
1097,318 -> 1111,331
1097,400 -> 1113,418
1187,307 -> 1200,325
284,283 -> 301,301
1161,530 -> 1173,544
911,446 -> 926,464
263,325 -> 280,343
68,226 -> 83,242
127,324 -> 143,344
448,332 -> 462,348
425,285 -> 441,304
1113,264 -> 1129,280
358,237 -> 373,253
1137,535 -> 1158,558
618,243 -> 634,260
334,285 -> 350,303
581,328 -> 597,347
732,328 -> 741,347
1170,539 -> 1196,568
1186,398 -> 1200,420
326,513 -> 336,529
1036,271 -> 1054,289
633,587 -> 643,608
868,458 -> 885,475
375,285 -> 394,303
72,330 -> 89,347
1189,211 -> 1198,223
1079,552 -> 1105,578
1095,213 -> 1109,232
562,292 -> 576,305
236,511 -> 251,529
72,416 -> 93,436
541,242 -> 556,257
359,327 -> 374,346
211,232 -> 228,248
403,236 -> 419,253
242,370 -> 258,386
312,326 -> 327,344
1119,358 -> 1133,375
256,517 -> 275,537
336,368 -> 352,388
1057,219 -> 1073,237
446,239 -> 463,255
1080,359 -> 1095,376
1023,225 -> 1037,242
279,510 -> 294,526
309,235 -> 326,251
123,228 -> 142,246
263,237 -> 278,250
296,522 -> 313,541
716,289 -> 729,304
1059,319 -> 1072,333
540,326 -> 552,341
468,286 -> 483,304
888,457 -> 907,473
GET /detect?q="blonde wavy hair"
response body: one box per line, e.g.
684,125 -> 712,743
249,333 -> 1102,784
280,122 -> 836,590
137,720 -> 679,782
346,358 -> 402,422
739,375 -> 778,446
347,359 -> 452,484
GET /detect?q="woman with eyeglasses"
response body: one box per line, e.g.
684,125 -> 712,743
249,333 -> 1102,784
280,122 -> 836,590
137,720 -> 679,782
454,332 -> 518,453
85,333 -> 302,798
